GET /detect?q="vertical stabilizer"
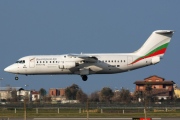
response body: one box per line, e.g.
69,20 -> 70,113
135,30 -> 174,58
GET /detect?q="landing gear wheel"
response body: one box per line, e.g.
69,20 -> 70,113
81,75 -> 88,81
15,77 -> 19,80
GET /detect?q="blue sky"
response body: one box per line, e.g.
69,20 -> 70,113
0,1 -> 179,94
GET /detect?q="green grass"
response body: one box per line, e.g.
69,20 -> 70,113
1,108 -> 180,118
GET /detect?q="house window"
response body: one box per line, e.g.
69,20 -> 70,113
155,85 -> 159,88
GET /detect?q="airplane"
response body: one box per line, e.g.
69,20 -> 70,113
4,30 -> 174,81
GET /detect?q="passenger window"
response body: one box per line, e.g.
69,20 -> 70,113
50,61 -> 51,63
37,61 -> 38,63
117,65 -> 120,67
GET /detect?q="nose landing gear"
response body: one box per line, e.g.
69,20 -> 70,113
15,75 -> 19,80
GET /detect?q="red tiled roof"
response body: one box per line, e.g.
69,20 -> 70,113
31,91 -> 39,94
134,81 -> 175,85
144,75 -> 165,81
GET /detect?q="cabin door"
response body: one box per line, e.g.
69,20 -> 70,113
29,58 -> 35,68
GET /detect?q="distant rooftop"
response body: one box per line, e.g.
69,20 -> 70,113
0,87 -> 23,91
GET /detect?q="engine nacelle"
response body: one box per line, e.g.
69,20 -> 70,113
151,56 -> 160,65
59,61 -> 76,69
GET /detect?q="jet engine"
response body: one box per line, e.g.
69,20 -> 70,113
59,61 -> 76,69
151,56 -> 160,65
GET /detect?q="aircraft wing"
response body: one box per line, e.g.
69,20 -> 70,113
67,54 -> 98,62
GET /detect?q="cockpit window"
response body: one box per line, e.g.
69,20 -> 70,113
16,60 -> 25,64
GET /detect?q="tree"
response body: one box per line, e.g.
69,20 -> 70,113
119,88 -> 131,103
39,88 -> 47,97
144,83 -> 153,103
39,88 -> 47,101
89,91 -> 100,102
11,89 -> 18,102
144,83 -> 153,119
100,87 -> 114,102
134,91 -> 143,102
65,84 -> 80,100
76,89 -> 87,103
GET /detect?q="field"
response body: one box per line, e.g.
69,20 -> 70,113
1,107 -> 180,118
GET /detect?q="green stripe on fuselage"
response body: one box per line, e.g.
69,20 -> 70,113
145,42 -> 169,57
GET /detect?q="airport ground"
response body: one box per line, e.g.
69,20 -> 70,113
1,102 -> 180,120
0,118 -> 180,120
1,108 -> 180,120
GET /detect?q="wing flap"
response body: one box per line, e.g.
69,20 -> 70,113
68,54 -> 98,62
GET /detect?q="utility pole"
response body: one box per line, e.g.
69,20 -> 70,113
0,78 -> 3,102
0,78 -> 3,90
24,97 -> 26,120
86,99 -> 89,120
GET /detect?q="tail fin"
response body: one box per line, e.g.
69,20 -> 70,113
135,30 -> 174,58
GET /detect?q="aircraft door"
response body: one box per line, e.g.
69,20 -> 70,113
29,58 -> 35,68
127,56 -> 133,66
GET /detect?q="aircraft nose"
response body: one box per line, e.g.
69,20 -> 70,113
4,64 -> 17,73
4,66 -> 11,72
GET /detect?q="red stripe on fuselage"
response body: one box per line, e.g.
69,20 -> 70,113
131,48 -> 166,64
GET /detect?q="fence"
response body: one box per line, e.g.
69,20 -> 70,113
1,102 -> 180,114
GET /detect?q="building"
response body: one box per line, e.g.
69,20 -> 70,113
49,88 -> 66,102
0,87 -> 22,100
49,88 -> 65,97
16,89 -> 32,102
174,85 -> 180,98
31,91 -> 40,101
134,75 -> 175,101
0,87 -> 40,102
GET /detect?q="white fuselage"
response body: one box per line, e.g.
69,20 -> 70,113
4,53 -> 155,75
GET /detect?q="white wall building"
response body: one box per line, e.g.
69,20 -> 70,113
31,91 -> 40,101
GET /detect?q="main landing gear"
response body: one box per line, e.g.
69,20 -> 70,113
81,75 -> 88,81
